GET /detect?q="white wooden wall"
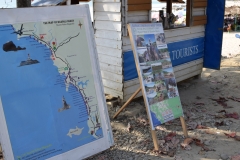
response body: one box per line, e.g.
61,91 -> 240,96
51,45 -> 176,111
94,0 -> 124,99
122,6 -> 207,102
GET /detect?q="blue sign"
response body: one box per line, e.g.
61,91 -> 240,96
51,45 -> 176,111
167,37 -> 204,66
123,37 -> 204,81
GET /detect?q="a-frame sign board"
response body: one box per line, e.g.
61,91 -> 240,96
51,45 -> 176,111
114,23 -> 188,151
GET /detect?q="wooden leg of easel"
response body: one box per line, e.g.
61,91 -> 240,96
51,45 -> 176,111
151,130 -> 159,150
180,116 -> 188,137
113,87 -> 141,119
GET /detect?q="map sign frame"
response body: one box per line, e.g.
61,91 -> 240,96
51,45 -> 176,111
0,5 -> 113,160
128,23 -> 184,130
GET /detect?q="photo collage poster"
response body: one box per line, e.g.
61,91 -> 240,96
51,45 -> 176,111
128,23 -> 183,127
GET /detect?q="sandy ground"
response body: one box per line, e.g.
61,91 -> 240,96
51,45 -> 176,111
222,32 -> 240,58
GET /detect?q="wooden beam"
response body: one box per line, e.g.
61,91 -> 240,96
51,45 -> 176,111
193,0 -> 207,2
193,2 -> 207,8
180,116 -> 188,137
128,0 -> 151,5
128,3 -> 151,11
186,0 -> 191,26
192,15 -> 207,21
113,87 -> 141,119
167,0 -> 172,14
192,19 -> 207,26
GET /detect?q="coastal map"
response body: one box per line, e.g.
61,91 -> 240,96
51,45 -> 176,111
0,19 -> 103,160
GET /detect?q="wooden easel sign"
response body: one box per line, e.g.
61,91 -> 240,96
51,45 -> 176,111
127,23 -> 184,129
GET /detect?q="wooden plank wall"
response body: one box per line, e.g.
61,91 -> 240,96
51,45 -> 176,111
192,0 -> 207,26
122,0 -> 151,36
94,0 -> 124,99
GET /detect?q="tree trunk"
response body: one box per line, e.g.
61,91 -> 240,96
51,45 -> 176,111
17,0 -> 31,8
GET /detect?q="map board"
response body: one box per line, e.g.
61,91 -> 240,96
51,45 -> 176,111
128,23 -> 184,129
0,5 -> 113,160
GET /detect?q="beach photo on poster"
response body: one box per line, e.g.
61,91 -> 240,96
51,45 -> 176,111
137,48 -> 151,63
167,85 -> 179,98
155,33 -> 166,45
155,81 -> 167,92
140,63 -> 152,73
135,35 -> 146,48
159,48 -> 170,59
144,35 -> 162,62
148,90 -> 168,105
153,72 -> 165,82
161,58 -> 172,69
162,68 -> 174,78
145,84 -> 157,99
143,72 -> 154,85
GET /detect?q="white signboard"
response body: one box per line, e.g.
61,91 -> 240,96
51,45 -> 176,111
0,5 -> 113,160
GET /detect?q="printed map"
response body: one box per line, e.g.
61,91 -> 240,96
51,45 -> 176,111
0,19 -> 103,160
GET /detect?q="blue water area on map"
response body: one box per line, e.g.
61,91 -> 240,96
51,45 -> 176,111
0,24 -> 102,160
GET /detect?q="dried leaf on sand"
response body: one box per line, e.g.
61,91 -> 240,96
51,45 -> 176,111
235,136 -> 240,141
201,145 -> 215,151
164,132 -> 176,141
231,154 -> 240,160
228,96 -> 240,102
225,112 -> 239,120
215,121 -> 224,127
181,138 -> 193,149
211,97 -> 230,108
196,125 -> 209,129
224,132 -> 236,138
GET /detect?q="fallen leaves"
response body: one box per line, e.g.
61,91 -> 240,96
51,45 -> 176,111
231,154 -> 240,160
164,132 -> 176,141
235,135 -> 240,141
215,121 -> 224,127
223,132 -> 240,141
181,137 -> 215,152
228,96 -> 240,102
211,97 -> 230,108
225,112 -> 239,120
181,138 -> 193,149
196,125 -> 209,129
215,110 -> 239,120
157,133 -> 180,157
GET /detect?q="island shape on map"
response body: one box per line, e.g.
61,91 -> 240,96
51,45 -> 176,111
67,126 -> 84,138
3,41 -> 26,52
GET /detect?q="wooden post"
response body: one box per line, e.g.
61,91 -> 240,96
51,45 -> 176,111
151,130 -> 159,150
17,0 -> 31,8
113,87 -> 141,119
167,0 -> 172,14
180,116 -> 188,137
